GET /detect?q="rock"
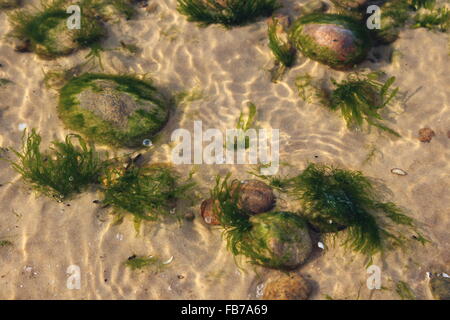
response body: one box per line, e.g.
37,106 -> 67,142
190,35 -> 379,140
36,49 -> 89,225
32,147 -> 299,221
447,130 -> 450,139
200,199 -> 221,225
418,128 -> 435,143
201,179 -> 275,225
13,39 -> 31,53
263,272 -> 311,300
58,74 -> 169,148
290,14 -> 370,69
34,20 -> 78,59
429,275 -> 450,300
234,180 -> 275,215
247,211 -> 312,269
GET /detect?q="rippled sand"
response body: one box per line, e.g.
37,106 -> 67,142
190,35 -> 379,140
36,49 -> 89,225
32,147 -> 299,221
0,0 -> 449,299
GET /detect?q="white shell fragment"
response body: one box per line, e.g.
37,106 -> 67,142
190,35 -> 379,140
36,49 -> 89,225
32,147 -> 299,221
18,123 -> 27,131
318,242 -> 325,250
162,256 -> 174,265
391,168 -> 408,176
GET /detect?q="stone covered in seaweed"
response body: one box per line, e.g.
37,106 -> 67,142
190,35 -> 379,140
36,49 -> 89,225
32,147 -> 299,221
246,211 -> 313,269
210,175 -> 312,269
289,13 -> 371,69
429,275 -> 450,300
58,73 -> 170,148
8,2 -> 106,59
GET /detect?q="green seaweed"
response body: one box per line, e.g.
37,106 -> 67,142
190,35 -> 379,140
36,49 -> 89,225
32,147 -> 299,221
0,78 -> 13,87
8,129 -> 105,200
0,240 -> 13,247
125,255 -> 165,271
319,72 -> 400,137
374,0 -> 412,44
295,73 -> 315,102
58,73 -> 170,148
226,102 -> 257,150
8,1 -> 106,59
408,0 -> 436,10
395,280 -> 416,300
177,0 -> 281,28
268,17 -> 295,68
412,7 -> 450,31
210,174 -> 310,269
102,164 -> 195,231
289,163 -> 420,259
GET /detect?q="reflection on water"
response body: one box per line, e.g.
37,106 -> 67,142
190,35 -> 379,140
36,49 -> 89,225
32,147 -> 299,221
0,0 -> 449,299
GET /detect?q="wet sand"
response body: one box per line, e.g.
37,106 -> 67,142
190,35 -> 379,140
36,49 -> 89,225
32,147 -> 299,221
0,0 -> 449,299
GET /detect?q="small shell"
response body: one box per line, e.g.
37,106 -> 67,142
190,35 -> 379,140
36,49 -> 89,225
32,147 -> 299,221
162,256 -> 174,265
391,168 -> 407,176
317,242 -> 325,250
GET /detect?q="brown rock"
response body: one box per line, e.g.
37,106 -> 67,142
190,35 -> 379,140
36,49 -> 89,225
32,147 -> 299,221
263,273 -> 311,300
235,180 -> 275,215
429,275 -> 450,300
303,24 -> 359,61
418,128 -> 435,143
200,199 -> 221,225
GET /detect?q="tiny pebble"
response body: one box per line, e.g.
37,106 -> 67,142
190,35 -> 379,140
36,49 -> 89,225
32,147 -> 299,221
18,123 -> 27,131
318,242 -> 325,249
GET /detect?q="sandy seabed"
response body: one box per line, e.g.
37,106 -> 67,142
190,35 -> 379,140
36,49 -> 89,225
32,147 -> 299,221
0,0 -> 449,300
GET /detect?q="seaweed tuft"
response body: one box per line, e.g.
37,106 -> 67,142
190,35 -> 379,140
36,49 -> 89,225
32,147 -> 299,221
125,254 -> 165,271
177,0 -> 281,28
317,72 -> 401,137
412,7 -> 450,31
8,129 -> 105,200
268,17 -> 295,68
102,164 -> 195,231
289,163 -> 421,259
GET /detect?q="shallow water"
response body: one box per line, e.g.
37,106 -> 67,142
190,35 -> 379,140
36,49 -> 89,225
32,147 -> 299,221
0,0 -> 449,299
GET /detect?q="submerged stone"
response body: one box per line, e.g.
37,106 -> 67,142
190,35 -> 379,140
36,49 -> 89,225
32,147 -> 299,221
200,198 -> 221,225
9,6 -> 106,59
263,272 -> 311,300
429,275 -> 450,300
290,13 -> 370,69
200,179 -> 275,225
58,74 -> 170,148
234,180 -> 275,215
247,211 -> 312,269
